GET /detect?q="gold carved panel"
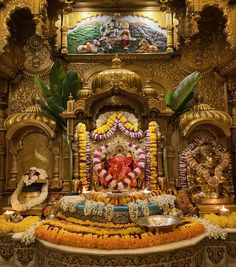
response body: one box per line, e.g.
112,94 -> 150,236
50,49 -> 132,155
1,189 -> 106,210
16,132 -> 53,179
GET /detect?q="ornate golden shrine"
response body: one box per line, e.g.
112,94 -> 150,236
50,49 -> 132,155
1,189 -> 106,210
0,0 -> 236,214
1,1 -> 236,267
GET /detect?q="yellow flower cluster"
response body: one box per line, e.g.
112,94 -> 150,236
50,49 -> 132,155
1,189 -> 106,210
45,219 -> 141,236
119,112 -> 139,132
0,215 -> 40,233
93,112 -> 139,135
93,113 -> 117,134
88,191 -> 145,206
204,213 -> 236,228
76,123 -> 88,188
35,216 -> 205,250
149,121 -> 160,190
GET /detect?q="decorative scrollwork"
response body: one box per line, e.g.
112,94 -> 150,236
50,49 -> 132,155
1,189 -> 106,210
206,246 -> 225,264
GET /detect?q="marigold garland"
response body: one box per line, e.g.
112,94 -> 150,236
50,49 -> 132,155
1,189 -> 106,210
76,123 -> 90,189
91,112 -> 143,140
204,213 -> 236,228
148,121 -> 161,190
35,217 -> 205,250
0,215 -> 40,233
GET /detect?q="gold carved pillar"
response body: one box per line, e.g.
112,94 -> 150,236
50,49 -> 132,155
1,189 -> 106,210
0,80 -> 8,195
51,145 -> 61,188
61,95 -> 76,191
166,10 -> 173,53
8,146 -> 18,190
73,133 -> 79,180
61,11 -> 69,54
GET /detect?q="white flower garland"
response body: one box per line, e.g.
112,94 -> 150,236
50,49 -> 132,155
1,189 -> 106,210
193,216 -> 227,240
11,167 -> 49,211
21,220 -> 45,245
128,202 -> 139,222
137,199 -> 150,218
59,195 -> 85,213
148,194 -> 176,212
84,200 -> 114,221
105,204 -> 114,222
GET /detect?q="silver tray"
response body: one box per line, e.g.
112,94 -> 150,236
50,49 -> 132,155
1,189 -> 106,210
136,215 -> 181,229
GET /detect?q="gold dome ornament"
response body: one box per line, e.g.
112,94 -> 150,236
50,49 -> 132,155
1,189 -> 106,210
91,56 -> 142,93
180,102 -> 232,137
78,81 -> 92,99
5,98 -> 56,140
142,79 -> 158,98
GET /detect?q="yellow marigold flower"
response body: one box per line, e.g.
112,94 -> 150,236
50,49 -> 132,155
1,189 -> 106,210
120,116 -> 127,123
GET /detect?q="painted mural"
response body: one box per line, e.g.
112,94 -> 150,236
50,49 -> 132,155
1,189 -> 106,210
67,16 -> 167,54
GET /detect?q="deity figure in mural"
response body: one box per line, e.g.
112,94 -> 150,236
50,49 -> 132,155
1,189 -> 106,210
99,18 -> 121,50
119,21 -> 134,50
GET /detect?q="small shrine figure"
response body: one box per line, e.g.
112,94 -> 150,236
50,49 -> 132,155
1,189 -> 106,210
181,137 -> 233,204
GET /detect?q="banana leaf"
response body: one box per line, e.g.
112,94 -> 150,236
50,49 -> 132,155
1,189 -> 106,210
35,76 -> 52,99
164,92 -> 173,108
166,71 -> 201,113
35,76 -> 64,115
39,101 -> 66,130
62,70 -> 81,108
175,88 -> 196,113
49,58 -> 66,99
34,59 -> 80,193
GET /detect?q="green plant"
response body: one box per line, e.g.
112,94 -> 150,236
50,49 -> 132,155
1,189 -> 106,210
165,71 -> 201,114
34,59 -> 81,192
163,71 -> 201,179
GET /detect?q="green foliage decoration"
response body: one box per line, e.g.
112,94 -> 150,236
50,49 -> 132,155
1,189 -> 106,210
34,59 -> 81,192
165,71 -> 201,114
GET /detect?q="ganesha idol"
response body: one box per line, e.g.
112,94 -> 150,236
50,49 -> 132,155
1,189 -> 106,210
61,113 -> 174,224
93,143 -> 145,191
